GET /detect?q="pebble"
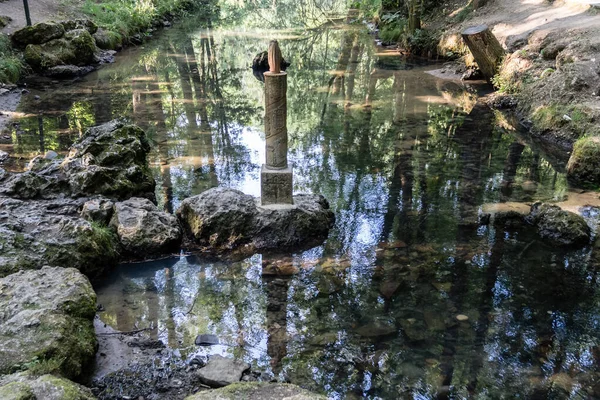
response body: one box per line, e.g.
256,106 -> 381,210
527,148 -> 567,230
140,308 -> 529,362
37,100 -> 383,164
456,314 -> 469,321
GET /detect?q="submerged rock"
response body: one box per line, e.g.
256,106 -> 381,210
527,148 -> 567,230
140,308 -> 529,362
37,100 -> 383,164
0,267 -> 97,379
0,372 -> 95,400
566,136 -> 600,189
110,197 -> 182,258
526,202 -> 591,247
176,188 -> 334,254
11,22 -> 65,47
195,355 -> 250,388
186,382 -> 326,400
0,197 -> 119,278
195,334 -> 219,346
45,64 -> 95,78
0,120 -> 155,201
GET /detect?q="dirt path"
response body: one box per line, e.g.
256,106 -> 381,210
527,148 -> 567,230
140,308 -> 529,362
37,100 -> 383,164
0,0 -> 79,34
449,0 -> 599,46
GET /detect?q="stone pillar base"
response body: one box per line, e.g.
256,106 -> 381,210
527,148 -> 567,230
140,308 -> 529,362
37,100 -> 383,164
261,165 -> 293,206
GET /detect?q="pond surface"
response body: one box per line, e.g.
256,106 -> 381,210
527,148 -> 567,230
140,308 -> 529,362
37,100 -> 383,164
5,1 -> 600,398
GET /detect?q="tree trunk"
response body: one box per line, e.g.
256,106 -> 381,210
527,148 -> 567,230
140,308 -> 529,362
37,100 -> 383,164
461,25 -> 504,81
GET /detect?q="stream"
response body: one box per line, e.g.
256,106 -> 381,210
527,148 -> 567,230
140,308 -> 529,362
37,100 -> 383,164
4,1 -> 600,398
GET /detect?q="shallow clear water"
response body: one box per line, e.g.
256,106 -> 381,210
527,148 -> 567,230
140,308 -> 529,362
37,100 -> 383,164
5,2 -> 600,398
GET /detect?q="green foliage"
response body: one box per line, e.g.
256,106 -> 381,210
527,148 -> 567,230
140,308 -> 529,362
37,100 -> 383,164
0,34 -> 23,84
403,28 -> 439,55
491,64 -> 522,94
81,0 -> 197,43
379,20 -> 405,43
532,103 -> 594,137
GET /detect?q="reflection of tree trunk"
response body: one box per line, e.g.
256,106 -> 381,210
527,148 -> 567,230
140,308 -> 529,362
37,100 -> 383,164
331,31 -> 356,97
147,67 -> 173,212
528,152 -> 540,181
344,36 -> 362,108
264,276 -> 290,376
501,142 -> 525,199
93,87 -> 112,125
467,228 -> 503,394
132,77 -> 149,131
454,103 -> 494,223
38,115 -> 44,154
170,42 -> 198,130
164,267 -> 177,347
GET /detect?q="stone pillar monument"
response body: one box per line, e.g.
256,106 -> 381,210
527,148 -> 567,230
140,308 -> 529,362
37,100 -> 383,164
261,40 -> 293,205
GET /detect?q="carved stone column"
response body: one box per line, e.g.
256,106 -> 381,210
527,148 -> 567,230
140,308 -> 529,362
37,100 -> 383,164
261,40 -> 293,205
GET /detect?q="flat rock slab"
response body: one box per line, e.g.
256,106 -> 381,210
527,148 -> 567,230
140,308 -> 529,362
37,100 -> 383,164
195,355 -> 250,388
0,266 -> 97,379
177,187 -> 334,254
186,382 -> 326,400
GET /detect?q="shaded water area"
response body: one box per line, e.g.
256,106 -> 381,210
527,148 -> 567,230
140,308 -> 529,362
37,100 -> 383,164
5,1 -> 600,398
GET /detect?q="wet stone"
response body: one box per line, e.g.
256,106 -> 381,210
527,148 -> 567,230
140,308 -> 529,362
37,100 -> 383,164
194,334 -> 219,346
195,355 -> 250,388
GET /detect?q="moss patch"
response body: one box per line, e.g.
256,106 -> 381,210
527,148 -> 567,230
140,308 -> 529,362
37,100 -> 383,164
566,136 -> 600,189
0,381 -> 35,400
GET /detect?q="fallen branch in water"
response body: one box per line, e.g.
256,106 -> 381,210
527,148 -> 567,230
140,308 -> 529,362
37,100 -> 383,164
97,326 -> 155,336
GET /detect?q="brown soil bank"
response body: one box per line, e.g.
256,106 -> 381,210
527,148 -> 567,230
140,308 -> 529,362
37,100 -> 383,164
437,0 -> 600,187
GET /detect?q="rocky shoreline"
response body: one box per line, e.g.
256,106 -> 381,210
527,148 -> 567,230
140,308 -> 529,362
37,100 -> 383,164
0,119 -> 333,399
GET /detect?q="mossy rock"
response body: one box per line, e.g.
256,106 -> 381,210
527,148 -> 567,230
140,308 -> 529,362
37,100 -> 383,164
11,22 -> 65,48
527,202 -> 591,248
0,267 -> 97,379
185,382 -> 326,400
93,28 -> 122,50
23,29 -> 97,71
59,19 -> 98,35
566,136 -> 600,189
0,381 -> 35,400
0,373 -> 94,400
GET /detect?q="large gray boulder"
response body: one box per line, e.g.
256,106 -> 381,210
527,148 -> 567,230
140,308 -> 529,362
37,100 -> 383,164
0,267 -> 97,379
176,188 -> 334,253
195,355 -> 250,388
526,202 -> 591,247
177,188 -> 257,249
24,29 -> 98,71
0,372 -> 95,400
110,197 -> 182,258
0,197 -> 119,278
186,382 -> 326,400
0,120 -> 155,201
